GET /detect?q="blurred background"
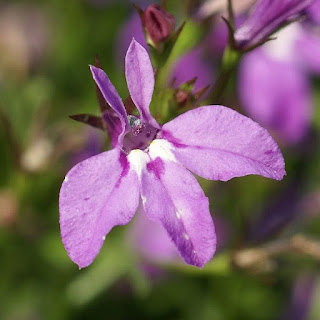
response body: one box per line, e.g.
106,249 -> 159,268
0,0 -> 319,319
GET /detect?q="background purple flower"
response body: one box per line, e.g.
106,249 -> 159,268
128,209 -> 179,263
238,24 -> 314,144
115,13 -> 148,64
169,46 -> 214,93
307,0 -> 320,24
282,275 -> 316,320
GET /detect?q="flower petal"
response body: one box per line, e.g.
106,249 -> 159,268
234,0 -> 314,50
125,38 -> 160,128
238,50 -> 312,144
139,157 -> 216,268
90,65 -> 129,145
59,149 -> 139,269
162,106 -> 286,181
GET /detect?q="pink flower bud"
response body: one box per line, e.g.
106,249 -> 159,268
142,4 -> 175,44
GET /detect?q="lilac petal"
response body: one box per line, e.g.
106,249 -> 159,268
139,157 -> 216,268
307,0 -> 320,24
234,0 -> 315,49
59,149 -> 139,269
162,106 -> 286,181
125,39 -> 160,128
239,50 -> 312,144
296,29 -> 320,74
90,65 -> 129,146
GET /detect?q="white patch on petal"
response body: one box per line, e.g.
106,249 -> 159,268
64,176 -> 69,182
141,196 -> 147,205
175,209 -> 183,219
127,149 -> 149,178
183,233 -> 189,240
102,236 -> 106,241
149,139 -> 176,162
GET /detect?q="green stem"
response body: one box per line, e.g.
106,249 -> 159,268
211,46 -> 241,104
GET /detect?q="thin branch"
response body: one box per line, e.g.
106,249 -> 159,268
233,234 -> 320,271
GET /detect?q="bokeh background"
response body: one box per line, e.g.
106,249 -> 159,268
0,0 -> 319,319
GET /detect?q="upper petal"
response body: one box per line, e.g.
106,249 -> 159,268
125,38 -> 160,128
59,149 -> 139,269
132,154 -> 216,268
162,106 -> 286,181
90,65 -> 129,146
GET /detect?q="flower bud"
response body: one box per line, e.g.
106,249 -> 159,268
142,4 -> 175,44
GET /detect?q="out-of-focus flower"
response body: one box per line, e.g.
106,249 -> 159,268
170,46 -> 213,93
0,5 -> 50,80
70,129 -> 104,166
234,0 -> 315,51
59,39 -> 285,269
238,24 -> 314,144
307,0 -> 320,24
283,275 -> 315,320
197,0 -> 255,20
141,4 -> 175,45
295,26 -> 320,74
116,13 -> 147,63
128,209 -> 179,264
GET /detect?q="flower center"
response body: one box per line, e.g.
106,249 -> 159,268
122,115 -> 159,153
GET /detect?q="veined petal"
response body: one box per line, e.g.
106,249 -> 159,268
125,39 -> 160,128
59,149 -> 139,269
162,106 -> 286,181
90,65 -> 129,146
139,157 -> 216,268
234,0 -> 314,50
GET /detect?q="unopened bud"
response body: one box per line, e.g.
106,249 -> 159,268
175,89 -> 190,107
142,4 -> 175,44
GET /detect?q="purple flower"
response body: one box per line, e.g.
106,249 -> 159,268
283,275 -> 315,320
307,0 -> 320,24
128,209 -> 179,263
169,46 -> 214,93
234,0 -> 315,50
59,39 -> 285,269
238,25 -> 313,144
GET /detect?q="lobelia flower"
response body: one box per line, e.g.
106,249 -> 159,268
234,0 -> 315,51
59,39 -> 285,269
238,24 -> 314,144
